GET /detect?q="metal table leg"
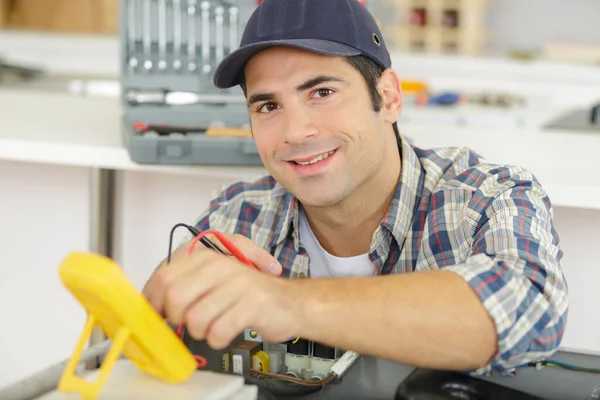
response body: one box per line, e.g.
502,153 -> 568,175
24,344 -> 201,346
85,168 -> 117,368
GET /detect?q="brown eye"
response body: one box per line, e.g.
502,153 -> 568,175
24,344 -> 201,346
314,88 -> 333,98
258,102 -> 279,113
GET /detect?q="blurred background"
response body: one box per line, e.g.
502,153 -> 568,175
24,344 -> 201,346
1,0 -> 600,393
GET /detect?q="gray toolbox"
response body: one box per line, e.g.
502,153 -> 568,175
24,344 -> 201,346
118,0 -> 263,165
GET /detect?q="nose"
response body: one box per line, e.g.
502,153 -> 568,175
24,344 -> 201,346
282,103 -> 318,145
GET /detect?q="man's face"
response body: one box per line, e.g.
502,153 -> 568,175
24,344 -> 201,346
244,47 -> 399,208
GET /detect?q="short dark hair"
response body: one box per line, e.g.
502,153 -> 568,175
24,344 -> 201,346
239,54 -> 401,140
343,55 -> 400,140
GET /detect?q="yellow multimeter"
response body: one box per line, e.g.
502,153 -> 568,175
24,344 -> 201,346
57,252 -> 197,400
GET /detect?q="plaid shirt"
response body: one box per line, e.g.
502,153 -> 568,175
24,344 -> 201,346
193,136 -> 568,375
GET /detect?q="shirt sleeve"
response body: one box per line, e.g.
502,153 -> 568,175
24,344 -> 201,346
445,167 -> 569,375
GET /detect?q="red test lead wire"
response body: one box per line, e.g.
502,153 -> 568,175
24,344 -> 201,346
187,229 -> 257,269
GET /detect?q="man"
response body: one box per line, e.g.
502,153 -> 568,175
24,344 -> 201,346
143,0 -> 568,375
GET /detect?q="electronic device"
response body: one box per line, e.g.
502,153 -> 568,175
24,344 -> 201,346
56,252 -> 198,399
395,368 -> 547,400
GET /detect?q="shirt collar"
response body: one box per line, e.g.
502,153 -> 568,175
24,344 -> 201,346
269,135 -> 425,251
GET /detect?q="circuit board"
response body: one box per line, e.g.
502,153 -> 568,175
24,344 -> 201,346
183,329 -> 344,380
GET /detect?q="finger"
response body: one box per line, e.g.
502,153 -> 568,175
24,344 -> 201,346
205,297 -> 253,350
163,252 -> 236,325
143,249 -> 217,316
224,233 -> 283,276
183,276 -> 245,343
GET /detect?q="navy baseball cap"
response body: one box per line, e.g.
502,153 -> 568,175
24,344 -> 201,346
213,0 -> 392,89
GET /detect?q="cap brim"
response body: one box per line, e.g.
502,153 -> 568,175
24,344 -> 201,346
213,39 -> 362,89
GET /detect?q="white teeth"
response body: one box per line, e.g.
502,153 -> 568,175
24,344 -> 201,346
295,150 -> 335,166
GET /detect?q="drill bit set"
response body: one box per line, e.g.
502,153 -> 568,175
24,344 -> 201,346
119,0 -> 263,166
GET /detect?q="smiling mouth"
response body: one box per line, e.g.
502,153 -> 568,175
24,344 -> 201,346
291,150 -> 336,165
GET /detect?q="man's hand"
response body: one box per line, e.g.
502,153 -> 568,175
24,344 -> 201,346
142,233 -> 300,350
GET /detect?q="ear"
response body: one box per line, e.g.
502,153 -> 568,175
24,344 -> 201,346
377,68 -> 403,124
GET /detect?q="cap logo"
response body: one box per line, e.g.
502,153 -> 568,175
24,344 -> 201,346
372,33 -> 381,46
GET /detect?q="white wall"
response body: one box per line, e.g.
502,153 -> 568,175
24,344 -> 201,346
552,206 -> 600,353
0,160 -> 88,387
487,0 -> 600,53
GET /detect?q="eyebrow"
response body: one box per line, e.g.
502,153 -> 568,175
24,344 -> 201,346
246,75 -> 348,108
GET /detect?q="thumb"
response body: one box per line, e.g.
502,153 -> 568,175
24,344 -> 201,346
218,233 -> 283,276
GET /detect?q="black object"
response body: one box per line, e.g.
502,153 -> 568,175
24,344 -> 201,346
312,342 -> 336,360
245,375 -> 325,398
0,58 -> 45,82
183,332 -> 245,373
395,369 -> 547,400
590,103 -> 600,125
133,122 -> 208,135
213,0 -> 391,89
287,339 -> 310,356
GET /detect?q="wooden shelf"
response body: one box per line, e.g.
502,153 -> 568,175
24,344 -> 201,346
375,0 -> 488,55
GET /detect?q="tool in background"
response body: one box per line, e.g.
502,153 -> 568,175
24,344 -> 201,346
417,92 -> 462,106
467,92 -> 526,108
173,0 -> 182,70
187,0 -> 198,72
400,80 -> 429,93
229,6 -> 239,52
127,0 -> 138,71
133,122 -> 252,138
143,0 -> 153,71
121,0 -> 265,167
0,58 -> 45,82
544,101 -> 600,133
126,89 -> 246,106
591,103 -> 600,125
133,122 -> 207,135
123,0 -> 245,75
201,1 -> 212,74
158,0 -> 168,70
215,6 -> 225,64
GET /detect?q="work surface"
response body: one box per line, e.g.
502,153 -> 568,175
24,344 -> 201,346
36,350 -> 600,400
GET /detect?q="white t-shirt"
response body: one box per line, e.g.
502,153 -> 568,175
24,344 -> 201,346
299,209 -> 376,278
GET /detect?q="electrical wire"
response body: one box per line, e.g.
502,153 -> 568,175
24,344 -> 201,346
250,370 -> 336,386
524,359 -> 600,374
167,222 -> 193,264
187,229 -> 257,268
166,223 -> 210,369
